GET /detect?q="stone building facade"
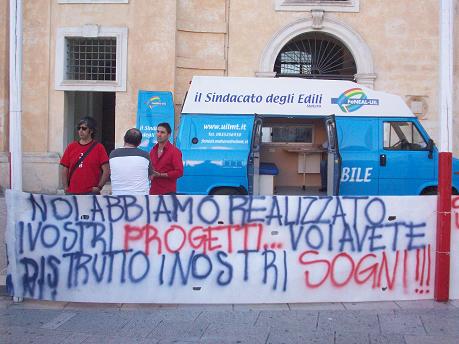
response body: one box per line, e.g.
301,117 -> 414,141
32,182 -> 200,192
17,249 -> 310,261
0,0 -> 458,193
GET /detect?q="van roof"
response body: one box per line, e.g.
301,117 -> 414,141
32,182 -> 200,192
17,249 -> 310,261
181,76 -> 414,118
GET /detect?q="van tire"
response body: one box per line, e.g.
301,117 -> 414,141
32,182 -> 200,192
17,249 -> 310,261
421,187 -> 437,195
210,187 -> 245,195
421,187 -> 459,195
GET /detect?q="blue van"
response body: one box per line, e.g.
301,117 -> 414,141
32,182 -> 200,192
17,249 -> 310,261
177,76 -> 459,196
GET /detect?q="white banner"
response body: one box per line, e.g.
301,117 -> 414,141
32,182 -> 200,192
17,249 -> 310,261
182,76 -> 415,118
6,191 -> 437,303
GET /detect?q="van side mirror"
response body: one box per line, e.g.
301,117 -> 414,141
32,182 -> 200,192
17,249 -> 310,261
427,139 -> 434,159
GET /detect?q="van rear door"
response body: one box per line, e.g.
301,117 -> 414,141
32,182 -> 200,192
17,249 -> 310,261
325,116 -> 341,195
378,119 -> 436,195
335,117 -> 380,195
248,117 -> 262,195
177,114 -> 255,195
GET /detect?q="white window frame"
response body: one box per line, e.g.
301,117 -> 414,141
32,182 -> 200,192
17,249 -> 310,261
58,1 -> 128,4
275,0 -> 359,13
55,25 -> 128,92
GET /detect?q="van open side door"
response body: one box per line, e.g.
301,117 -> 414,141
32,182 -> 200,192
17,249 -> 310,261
325,116 -> 341,195
248,116 -> 262,195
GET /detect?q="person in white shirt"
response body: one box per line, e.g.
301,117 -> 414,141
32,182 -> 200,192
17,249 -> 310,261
109,128 -> 152,195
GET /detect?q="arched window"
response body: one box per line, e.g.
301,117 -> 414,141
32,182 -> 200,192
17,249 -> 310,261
274,32 -> 356,80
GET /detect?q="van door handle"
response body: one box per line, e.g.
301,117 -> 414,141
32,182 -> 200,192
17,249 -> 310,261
380,154 -> 386,166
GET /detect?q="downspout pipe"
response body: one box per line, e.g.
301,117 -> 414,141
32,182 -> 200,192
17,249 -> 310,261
9,0 -> 23,191
435,0 -> 454,302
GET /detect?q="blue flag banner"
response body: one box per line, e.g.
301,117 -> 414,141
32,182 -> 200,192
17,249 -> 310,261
136,90 -> 174,152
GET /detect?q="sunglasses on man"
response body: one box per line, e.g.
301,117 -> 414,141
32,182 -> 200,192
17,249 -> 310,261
77,126 -> 89,131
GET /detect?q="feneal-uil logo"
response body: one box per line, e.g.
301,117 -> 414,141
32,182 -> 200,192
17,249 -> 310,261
146,96 -> 167,109
331,88 -> 379,113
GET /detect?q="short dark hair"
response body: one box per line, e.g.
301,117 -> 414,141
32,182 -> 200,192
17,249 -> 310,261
124,128 -> 142,147
157,122 -> 172,134
77,116 -> 97,138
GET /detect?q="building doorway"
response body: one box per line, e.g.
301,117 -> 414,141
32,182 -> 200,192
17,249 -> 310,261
64,91 -> 115,154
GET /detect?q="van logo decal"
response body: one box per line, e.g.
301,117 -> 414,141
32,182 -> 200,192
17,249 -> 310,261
146,96 -> 167,109
331,88 -> 379,113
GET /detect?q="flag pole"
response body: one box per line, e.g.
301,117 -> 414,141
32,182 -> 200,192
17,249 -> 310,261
435,0 -> 454,302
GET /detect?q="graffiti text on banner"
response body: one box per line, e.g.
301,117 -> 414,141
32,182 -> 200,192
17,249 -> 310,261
6,192 -> 436,303
453,196 -> 459,230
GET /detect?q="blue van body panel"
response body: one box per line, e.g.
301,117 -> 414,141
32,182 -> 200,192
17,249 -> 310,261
415,156 -> 459,194
377,117 -> 437,195
335,116 -> 443,196
179,175 -> 247,195
177,114 -> 254,195
177,112 -> 458,196
335,117 -> 380,195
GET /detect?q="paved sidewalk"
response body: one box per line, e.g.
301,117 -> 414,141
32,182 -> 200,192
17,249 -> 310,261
1,297 -> 458,344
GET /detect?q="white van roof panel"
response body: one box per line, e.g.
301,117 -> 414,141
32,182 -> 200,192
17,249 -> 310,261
182,76 -> 414,118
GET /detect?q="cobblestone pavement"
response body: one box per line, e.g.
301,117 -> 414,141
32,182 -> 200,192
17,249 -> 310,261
1,297 -> 458,344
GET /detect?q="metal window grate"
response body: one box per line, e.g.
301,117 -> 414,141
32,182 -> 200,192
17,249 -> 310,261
274,32 -> 356,80
65,37 -> 117,81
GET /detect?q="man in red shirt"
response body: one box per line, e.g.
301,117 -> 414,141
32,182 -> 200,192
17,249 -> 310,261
149,122 -> 183,195
60,117 -> 110,194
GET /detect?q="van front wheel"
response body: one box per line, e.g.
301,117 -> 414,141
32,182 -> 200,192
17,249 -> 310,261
421,187 -> 437,195
210,187 -> 246,195
421,187 -> 459,195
